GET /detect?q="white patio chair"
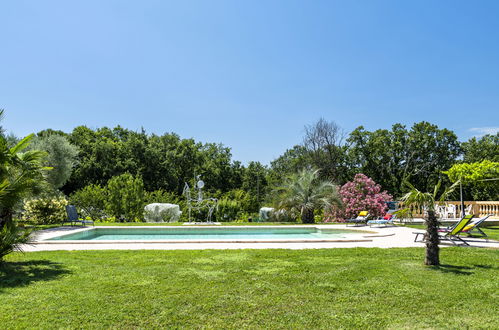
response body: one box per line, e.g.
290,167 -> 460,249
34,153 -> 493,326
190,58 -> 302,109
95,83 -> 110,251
436,205 -> 447,219
446,204 -> 457,219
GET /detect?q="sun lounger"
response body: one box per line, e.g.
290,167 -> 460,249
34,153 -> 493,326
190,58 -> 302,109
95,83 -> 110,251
346,211 -> 369,226
63,205 -> 95,226
443,214 -> 491,238
414,214 -> 473,245
367,213 -> 394,227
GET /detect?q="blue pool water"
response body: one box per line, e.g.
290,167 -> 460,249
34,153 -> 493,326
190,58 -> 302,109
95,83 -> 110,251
48,227 -> 363,241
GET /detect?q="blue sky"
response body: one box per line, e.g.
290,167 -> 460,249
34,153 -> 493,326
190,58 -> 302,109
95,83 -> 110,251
1,0 -> 498,164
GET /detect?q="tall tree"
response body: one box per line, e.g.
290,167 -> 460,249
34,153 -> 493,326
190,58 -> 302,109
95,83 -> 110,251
348,122 -> 461,197
241,161 -> 269,212
29,134 -> 79,190
347,124 -> 409,196
269,145 -> 309,186
462,133 -> 499,163
302,118 -> 349,183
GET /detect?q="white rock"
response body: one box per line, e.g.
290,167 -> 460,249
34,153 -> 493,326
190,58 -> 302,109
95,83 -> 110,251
259,207 -> 275,221
144,203 -> 182,222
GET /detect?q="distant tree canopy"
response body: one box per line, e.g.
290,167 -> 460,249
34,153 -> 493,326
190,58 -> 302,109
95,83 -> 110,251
347,122 -> 462,197
20,119 -> 496,215
269,120 -> 465,199
462,133 -> 499,163
61,126 -> 262,198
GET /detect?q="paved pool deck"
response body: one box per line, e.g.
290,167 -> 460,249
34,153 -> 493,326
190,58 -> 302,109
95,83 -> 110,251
21,225 -> 499,251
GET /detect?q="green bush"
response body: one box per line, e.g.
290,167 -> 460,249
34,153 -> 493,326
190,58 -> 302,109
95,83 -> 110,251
144,190 -> 181,205
185,199 -> 217,222
70,184 -> 107,220
269,209 -> 296,222
221,189 -> 257,214
105,173 -> 145,222
23,197 -> 68,224
216,199 -> 242,222
0,221 -> 32,262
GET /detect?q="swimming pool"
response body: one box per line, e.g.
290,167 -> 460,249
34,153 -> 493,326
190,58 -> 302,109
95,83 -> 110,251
46,226 -> 368,242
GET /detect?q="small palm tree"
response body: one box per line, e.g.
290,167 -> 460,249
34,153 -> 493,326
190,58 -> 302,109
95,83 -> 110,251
0,111 -> 49,262
400,180 -> 458,266
275,168 -> 341,223
0,133 -> 49,229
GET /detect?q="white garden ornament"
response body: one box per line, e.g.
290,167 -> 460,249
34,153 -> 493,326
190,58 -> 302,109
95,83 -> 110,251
144,203 -> 182,222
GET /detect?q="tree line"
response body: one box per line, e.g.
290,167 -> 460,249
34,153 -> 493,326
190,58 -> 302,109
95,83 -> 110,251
10,118 -> 499,214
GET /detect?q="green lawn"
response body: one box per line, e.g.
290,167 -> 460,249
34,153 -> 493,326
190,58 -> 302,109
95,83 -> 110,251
1,248 -> 498,328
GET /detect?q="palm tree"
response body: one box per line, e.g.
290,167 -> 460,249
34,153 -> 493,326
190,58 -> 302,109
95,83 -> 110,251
275,168 -> 341,223
0,110 -> 49,262
0,133 -> 49,229
400,180 -> 458,266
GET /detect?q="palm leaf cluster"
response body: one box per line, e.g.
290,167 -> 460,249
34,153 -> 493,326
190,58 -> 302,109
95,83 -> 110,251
275,168 -> 341,223
0,134 -> 49,223
0,109 -> 49,261
400,180 -> 459,213
399,180 -> 459,266
0,221 -> 31,260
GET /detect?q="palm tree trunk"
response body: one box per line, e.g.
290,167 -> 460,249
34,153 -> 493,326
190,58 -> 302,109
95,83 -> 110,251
301,208 -> 315,224
424,210 -> 440,266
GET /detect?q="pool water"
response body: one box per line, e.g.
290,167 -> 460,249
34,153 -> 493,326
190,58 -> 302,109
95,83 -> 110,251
47,227 -> 363,241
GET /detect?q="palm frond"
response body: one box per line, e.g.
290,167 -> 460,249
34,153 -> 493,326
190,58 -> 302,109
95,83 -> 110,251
9,133 -> 35,154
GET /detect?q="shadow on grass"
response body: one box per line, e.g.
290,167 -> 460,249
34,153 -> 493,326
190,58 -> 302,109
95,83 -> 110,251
0,260 -> 71,291
472,264 -> 497,270
431,262 -> 497,275
433,264 -> 474,275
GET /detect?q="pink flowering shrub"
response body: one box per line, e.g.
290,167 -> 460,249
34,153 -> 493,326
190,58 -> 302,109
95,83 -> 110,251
326,174 -> 392,222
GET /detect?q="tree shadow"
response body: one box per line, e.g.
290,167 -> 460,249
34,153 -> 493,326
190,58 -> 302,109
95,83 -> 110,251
432,264 -> 474,275
0,260 -> 71,291
472,264 -> 497,270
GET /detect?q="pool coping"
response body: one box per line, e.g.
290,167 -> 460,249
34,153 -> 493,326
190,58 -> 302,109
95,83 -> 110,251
23,225 -> 499,251
32,225 -> 375,244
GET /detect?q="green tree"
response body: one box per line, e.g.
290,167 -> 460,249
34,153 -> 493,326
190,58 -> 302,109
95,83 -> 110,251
400,181 -> 458,266
348,122 -> 461,197
70,184 -> 108,220
462,133 -> 499,163
444,160 -> 499,200
269,119 -> 350,186
275,168 -> 341,223
302,118 -> 349,183
105,173 -> 145,222
64,126 -> 244,196
65,126 -> 128,192
241,161 -> 269,212
347,124 -> 408,195
29,134 -> 79,189
269,145 -> 309,185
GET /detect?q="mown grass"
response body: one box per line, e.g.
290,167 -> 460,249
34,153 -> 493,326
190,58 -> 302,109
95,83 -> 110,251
1,248 -> 498,329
